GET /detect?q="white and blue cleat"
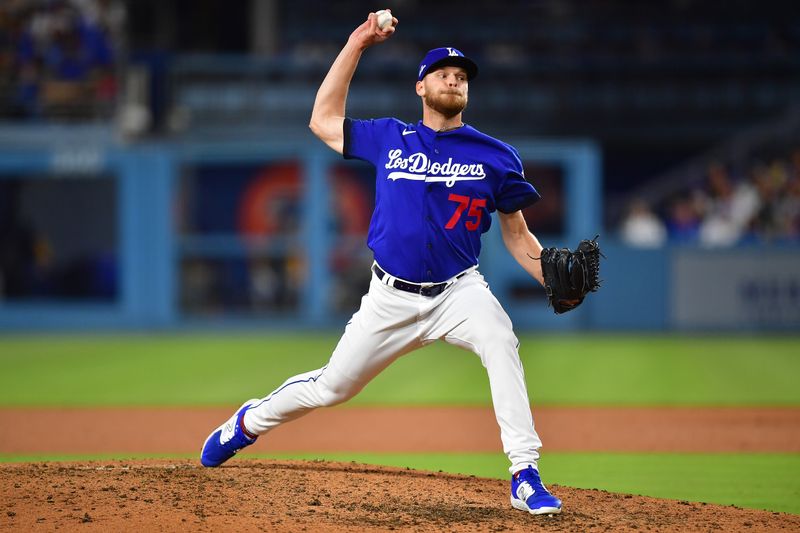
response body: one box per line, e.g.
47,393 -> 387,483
200,399 -> 259,467
510,465 -> 562,515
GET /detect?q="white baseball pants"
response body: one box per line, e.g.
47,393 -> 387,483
243,267 -> 543,474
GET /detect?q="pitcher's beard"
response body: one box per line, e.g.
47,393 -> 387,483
424,92 -> 467,119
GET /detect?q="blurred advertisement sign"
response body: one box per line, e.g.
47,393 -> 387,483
673,250 -> 800,329
51,147 -> 105,174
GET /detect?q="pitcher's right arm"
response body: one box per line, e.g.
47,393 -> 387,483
309,11 -> 398,154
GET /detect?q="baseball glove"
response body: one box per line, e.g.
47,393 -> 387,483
536,235 -> 603,314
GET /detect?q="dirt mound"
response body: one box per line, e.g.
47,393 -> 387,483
1,460 -> 797,532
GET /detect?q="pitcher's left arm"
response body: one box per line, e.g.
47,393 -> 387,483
498,210 -> 544,287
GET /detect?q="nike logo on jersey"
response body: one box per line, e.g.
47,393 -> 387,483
384,149 -> 486,187
402,129 -> 416,136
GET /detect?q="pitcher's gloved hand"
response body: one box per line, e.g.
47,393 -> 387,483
536,235 -> 603,314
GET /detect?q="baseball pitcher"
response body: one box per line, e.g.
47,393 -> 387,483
202,10 -> 603,516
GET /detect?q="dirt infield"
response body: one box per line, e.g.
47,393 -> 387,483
2,460 -> 799,532
1,406 -> 799,531
1,406 -> 799,455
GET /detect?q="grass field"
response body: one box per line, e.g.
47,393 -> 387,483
1,333 -> 799,514
1,333 -> 799,406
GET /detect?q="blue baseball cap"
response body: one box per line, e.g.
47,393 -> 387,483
417,47 -> 479,82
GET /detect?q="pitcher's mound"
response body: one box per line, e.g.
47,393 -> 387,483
1,460 -> 797,532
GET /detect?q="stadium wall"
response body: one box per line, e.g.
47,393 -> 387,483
1,126 -> 797,332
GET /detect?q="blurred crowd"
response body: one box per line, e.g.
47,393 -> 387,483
621,146 -> 800,248
281,1 -> 796,70
0,0 -> 125,119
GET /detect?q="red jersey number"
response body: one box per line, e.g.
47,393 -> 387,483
445,194 -> 486,231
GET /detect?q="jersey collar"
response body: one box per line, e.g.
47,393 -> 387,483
416,120 -> 468,136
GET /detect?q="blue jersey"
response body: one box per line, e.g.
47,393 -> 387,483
344,118 -> 540,283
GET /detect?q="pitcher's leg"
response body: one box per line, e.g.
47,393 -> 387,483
428,275 -> 542,474
242,363 -> 360,433
244,278 -> 422,435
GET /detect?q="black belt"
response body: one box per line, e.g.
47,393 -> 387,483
372,264 -> 468,297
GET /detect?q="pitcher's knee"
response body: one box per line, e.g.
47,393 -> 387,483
318,384 -> 356,406
482,329 -> 519,352
315,371 -> 360,407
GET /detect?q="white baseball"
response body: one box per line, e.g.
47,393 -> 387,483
375,10 -> 393,30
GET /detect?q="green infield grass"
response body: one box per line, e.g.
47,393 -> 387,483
0,333 -> 798,406
1,333 -> 797,515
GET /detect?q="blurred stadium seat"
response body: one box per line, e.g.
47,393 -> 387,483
1,0 -> 798,330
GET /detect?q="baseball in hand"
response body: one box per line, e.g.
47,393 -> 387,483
375,10 -> 393,30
